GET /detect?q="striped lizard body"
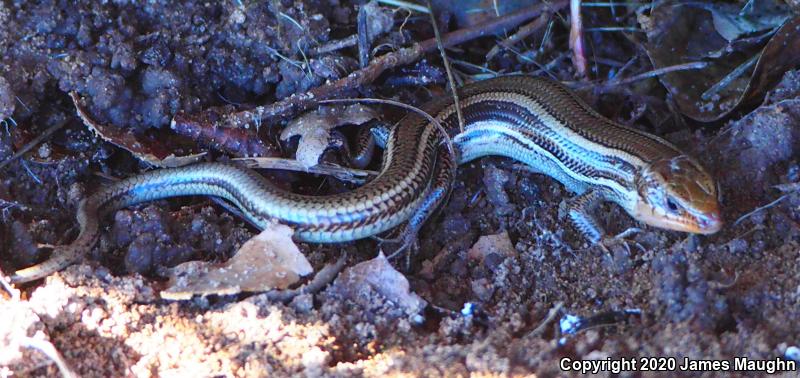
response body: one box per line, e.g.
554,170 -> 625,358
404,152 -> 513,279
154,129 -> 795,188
9,76 -> 721,283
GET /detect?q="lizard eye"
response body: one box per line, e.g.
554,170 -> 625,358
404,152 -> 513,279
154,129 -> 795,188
666,197 -> 680,212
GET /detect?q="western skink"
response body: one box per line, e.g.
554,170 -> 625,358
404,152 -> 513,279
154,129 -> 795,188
9,76 -> 722,283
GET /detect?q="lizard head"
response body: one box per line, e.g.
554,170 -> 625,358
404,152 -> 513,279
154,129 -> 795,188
632,156 -> 722,235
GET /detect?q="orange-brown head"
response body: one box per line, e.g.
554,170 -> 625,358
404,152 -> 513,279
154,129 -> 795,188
632,156 -> 722,235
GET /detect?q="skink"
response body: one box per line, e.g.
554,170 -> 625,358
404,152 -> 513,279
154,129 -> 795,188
9,76 -> 722,283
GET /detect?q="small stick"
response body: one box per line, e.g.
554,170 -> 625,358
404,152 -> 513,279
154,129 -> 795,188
264,254 -> 347,303
426,0 -> 464,132
486,12 -> 553,61
311,35 -> 358,56
590,56 -> 625,67
21,336 -> 79,378
528,302 -> 564,337
0,119 -> 68,171
376,0 -> 430,13
357,4 -> 371,68
734,191 -> 797,226
569,0 -> 588,78
581,2 -> 646,6
608,61 -> 708,86
585,26 -> 642,32
701,53 -> 760,101
233,157 -> 377,184
565,61 -> 709,90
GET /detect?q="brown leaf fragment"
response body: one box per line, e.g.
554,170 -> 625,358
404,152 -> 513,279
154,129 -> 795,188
71,92 -> 206,167
357,1 -> 394,68
330,253 -> 426,316
697,1 -> 789,42
169,105 -> 279,158
467,231 -> 517,263
280,104 -> 377,168
161,223 -> 313,300
639,6 -> 800,121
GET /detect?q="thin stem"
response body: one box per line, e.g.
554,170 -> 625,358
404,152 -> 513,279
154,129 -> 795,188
375,0 -> 429,13
0,120 -> 68,171
426,0 -> 464,132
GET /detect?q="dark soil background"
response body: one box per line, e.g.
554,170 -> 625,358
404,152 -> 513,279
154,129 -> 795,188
1,1 -> 800,377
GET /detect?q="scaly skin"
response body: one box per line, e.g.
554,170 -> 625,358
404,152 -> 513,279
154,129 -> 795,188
10,76 -> 722,283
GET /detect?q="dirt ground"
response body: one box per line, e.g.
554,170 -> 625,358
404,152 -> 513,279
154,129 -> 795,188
1,1 -> 800,377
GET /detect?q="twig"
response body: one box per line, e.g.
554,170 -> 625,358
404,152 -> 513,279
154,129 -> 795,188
723,225 -> 761,250
734,190 -> 798,226
21,335 -> 79,378
590,56 -> 625,67
539,18 -> 555,53
264,254 -> 347,303
311,35 -> 358,56
376,0 -> 430,13
528,302 -> 564,337
20,160 -> 42,184
560,309 -> 642,338
608,61 -> 708,86
0,198 -> 27,221
701,52 -> 760,101
486,11 -> 555,61
585,26 -> 643,32
170,110 -> 278,158
569,0 -> 588,78
451,59 -> 500,75
581,2 -> 646,6
0,119 -> 67,171
233,157 -> 377,184
15,96 -> 31,113
357,4 -> 371,68
426,0 -> 464,132
172,1 -> 567,131
278,11 -> 304,31
530,51 -> 566,80
612,55 -> 639,79
264,46 -> 305,72
2,116 -> 17,134
295,40 -> 313,76
500,43 -> 539,65
566,61 -> 709,90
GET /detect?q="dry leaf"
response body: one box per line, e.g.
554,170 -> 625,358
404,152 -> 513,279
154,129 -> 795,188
467,231 -> 517,263
72,92 -> 206,167
280,104 -> 377,168
360,1 -> 393,42
161,223 -> 313,300
331,253 -> 426,315
693,1 -> 789,42
639,7 -> 800,121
